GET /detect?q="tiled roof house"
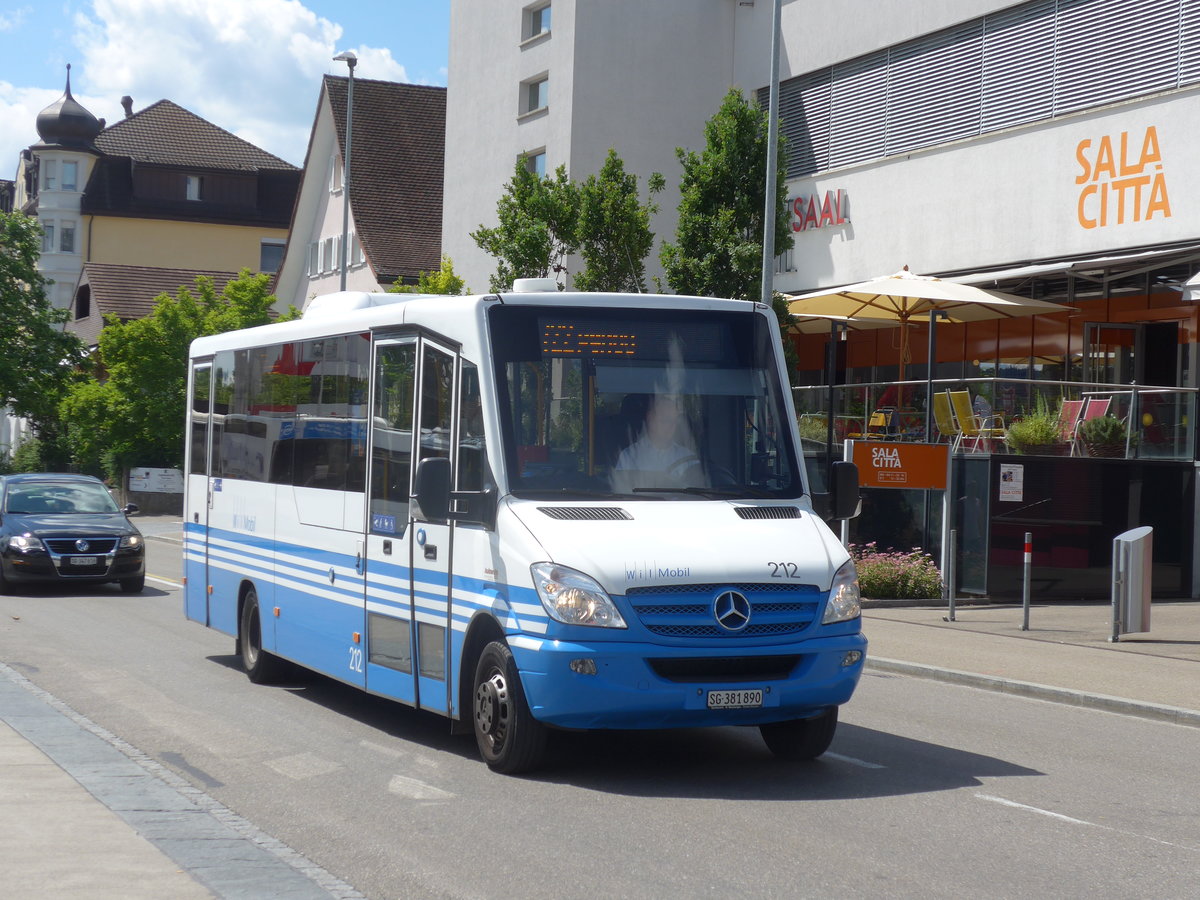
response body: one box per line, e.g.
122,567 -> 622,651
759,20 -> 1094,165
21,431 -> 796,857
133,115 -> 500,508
273,76 -> 446,309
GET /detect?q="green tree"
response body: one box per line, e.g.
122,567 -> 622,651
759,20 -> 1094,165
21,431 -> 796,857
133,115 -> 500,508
0,211 -> 86,442
390,255 -> 468,295
471,159 -> 580,292
574,149 -> 664,293
659,88 -> 792,302
59,269 -> 279,478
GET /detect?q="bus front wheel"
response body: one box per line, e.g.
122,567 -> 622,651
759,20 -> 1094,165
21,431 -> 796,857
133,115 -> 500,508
239,587 -> 287,684
472,641 -> 547,774
759,707 -> 838,760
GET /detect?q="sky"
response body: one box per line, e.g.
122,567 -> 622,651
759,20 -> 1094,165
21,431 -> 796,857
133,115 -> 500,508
0,0 -> 450,177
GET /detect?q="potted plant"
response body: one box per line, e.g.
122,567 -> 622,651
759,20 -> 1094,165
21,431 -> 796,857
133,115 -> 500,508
1005,396 -> 1071,455
1079,414 -> 1128,458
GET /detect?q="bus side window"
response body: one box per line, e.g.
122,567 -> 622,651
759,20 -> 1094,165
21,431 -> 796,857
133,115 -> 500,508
371,342 -> 417,535
458,361 -> 484,493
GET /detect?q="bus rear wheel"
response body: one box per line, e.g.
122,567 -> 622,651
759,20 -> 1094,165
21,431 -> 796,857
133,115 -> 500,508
472,641 -> 547,774
759,707 -> 838,760
239,587 -> 287,684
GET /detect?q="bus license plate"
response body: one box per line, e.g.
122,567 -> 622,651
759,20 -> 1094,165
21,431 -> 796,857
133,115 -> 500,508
707,689 -> 763,709
69,556 -> 98,566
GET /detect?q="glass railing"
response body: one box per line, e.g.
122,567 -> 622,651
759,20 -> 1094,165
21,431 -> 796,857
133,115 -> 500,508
795,377 -> 1198,461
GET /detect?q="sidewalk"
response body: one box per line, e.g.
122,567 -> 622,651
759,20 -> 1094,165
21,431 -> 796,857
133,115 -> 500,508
2,516 -> 1197,899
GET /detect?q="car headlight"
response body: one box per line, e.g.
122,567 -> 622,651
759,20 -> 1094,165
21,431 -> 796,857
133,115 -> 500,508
8,534 -> 45,552
530,562 -> 627,628
119,534 -> 142,549
823,558 -> 862,624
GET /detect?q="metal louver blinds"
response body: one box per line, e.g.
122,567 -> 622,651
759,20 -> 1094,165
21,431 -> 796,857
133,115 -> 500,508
765,0 -> 1200,178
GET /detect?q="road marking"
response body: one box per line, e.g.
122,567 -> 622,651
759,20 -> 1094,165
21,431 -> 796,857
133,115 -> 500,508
360,739 -> 404,759
976,793 -> 1093,825
147,574 -> 181,587
976,794 -> 1200,851
388,774 -> 455,801
825,752 -> 885,769
266,752 -> 344,780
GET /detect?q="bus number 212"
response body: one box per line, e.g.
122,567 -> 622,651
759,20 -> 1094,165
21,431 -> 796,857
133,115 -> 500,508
348,646 -> 364,673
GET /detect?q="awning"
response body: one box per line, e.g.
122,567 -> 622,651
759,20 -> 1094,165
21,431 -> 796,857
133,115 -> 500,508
945,243 -> 1200,292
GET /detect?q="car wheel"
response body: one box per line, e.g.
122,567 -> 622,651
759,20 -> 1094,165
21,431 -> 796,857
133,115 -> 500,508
473,641 -> 547,774
119,574 -> 145,593
759,707 -> 838,760
238,586 -> 287,684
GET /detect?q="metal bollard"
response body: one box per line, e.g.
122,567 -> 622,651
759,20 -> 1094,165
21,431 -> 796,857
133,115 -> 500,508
1020,532 -> 1032,630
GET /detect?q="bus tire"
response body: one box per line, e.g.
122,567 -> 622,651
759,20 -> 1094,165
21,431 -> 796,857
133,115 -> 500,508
472,641 -> 547,774
239,586 -> 286,684
759,707 -> 838,760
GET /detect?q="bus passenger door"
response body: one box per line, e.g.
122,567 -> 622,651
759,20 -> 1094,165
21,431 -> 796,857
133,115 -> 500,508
409,340 -> 458,714
185,360 -> 214,625
363,337 -> 419,706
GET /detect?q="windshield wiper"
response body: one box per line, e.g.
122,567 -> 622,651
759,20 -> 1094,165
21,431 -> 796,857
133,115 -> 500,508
632,486 -> 775,499
514,488 -> 659,500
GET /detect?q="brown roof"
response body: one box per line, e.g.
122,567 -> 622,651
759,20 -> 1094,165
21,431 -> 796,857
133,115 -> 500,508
96,100 -> 297,172
324,76 -> 445,282
68,263 -> 240,347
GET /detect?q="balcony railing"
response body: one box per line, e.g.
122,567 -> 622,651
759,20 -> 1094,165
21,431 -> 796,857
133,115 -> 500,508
794,377 -> 1198,462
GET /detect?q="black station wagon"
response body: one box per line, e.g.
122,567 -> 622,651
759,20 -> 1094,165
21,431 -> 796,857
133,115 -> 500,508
0,473 -> 145,594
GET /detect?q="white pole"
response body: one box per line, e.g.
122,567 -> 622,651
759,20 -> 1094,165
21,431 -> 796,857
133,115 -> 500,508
759,0 -> 783,307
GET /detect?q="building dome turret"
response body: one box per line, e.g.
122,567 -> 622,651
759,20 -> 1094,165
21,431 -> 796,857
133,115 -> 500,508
36,65 -> 102,150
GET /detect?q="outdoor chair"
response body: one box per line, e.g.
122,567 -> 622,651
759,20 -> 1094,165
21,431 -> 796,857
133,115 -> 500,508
932,392 -> 961,450
1074,396 -> 1112,455
948,390 -> 1005,452
1058,399 -> 1085,455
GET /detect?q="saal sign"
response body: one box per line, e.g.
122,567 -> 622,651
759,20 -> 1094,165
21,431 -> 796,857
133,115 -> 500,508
849,441 -> 949,491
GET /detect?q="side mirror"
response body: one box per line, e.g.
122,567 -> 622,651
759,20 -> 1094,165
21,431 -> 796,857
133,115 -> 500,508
411,457 -> 498,529
411,457 -> 451,522
814,461 -> 860,521
123,503 -> 140,516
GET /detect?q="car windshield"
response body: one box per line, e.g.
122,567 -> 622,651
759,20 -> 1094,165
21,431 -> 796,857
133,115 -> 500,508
4,482 -> 121,515
489,304 -> 804,500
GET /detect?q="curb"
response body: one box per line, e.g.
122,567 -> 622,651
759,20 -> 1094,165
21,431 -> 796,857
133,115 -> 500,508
866,656 -> 1200,729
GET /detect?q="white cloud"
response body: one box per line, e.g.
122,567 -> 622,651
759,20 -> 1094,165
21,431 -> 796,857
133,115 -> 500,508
66,0 -> 411,166
0,82 -> 62,181
0,8 -> 31,33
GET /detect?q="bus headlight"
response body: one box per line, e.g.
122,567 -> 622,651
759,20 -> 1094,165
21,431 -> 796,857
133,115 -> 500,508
823,559 -> 861,624
531,562 -> 627,628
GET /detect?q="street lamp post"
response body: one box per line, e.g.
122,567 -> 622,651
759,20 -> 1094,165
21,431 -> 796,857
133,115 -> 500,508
333,50 -> 357,292
759,0 -> 783,307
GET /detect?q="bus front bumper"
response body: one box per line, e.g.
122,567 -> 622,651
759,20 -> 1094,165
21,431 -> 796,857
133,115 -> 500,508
509,631 -> 867,730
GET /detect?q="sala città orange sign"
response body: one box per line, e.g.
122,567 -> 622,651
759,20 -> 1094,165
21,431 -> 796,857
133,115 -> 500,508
1074,126 -> 1171,229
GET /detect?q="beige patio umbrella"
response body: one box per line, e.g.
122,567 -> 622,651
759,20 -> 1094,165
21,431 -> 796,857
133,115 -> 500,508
786,266 -> 1070,439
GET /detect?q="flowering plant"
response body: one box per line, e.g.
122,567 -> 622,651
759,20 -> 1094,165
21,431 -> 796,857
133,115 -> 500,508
848,543 -> 943,600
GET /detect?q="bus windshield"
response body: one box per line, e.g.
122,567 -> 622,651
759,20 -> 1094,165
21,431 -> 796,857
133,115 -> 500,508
489,304 -> 803,500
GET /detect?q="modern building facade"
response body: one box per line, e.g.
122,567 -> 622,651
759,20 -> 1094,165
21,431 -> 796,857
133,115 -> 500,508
443,0 -> 1200,599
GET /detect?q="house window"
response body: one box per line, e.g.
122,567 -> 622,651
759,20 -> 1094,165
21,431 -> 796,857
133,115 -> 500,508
330,154 -> 343,193
351,232 -> 364,267
522,150 -> 547,178
308,241 -> 320,276
522,76 -> 549,115
185,175 -> 203,201
41,223 -> 54,253
323,236 -> 337,273
524,3 -> 551,40
60,222 -> 76,254
76,286 -> 91,320
41,160 -> 57,191
260,239 -> 286,273
61,161 -> 78,192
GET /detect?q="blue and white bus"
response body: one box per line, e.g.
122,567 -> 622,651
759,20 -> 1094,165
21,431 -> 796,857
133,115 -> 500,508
184,282 -> 865,773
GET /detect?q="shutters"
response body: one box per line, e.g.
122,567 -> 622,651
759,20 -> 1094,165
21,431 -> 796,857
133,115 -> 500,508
766,0 -> 1200,177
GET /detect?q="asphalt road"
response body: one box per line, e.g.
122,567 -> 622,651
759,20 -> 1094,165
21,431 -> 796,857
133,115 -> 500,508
0,540 -> 1197,898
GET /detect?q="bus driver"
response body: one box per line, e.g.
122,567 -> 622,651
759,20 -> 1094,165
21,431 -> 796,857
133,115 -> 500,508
611,393 -> 704,493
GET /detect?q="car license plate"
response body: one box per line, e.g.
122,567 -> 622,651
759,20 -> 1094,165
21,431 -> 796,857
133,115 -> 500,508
69,556 -> 98,566
706,689 -> 763,709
